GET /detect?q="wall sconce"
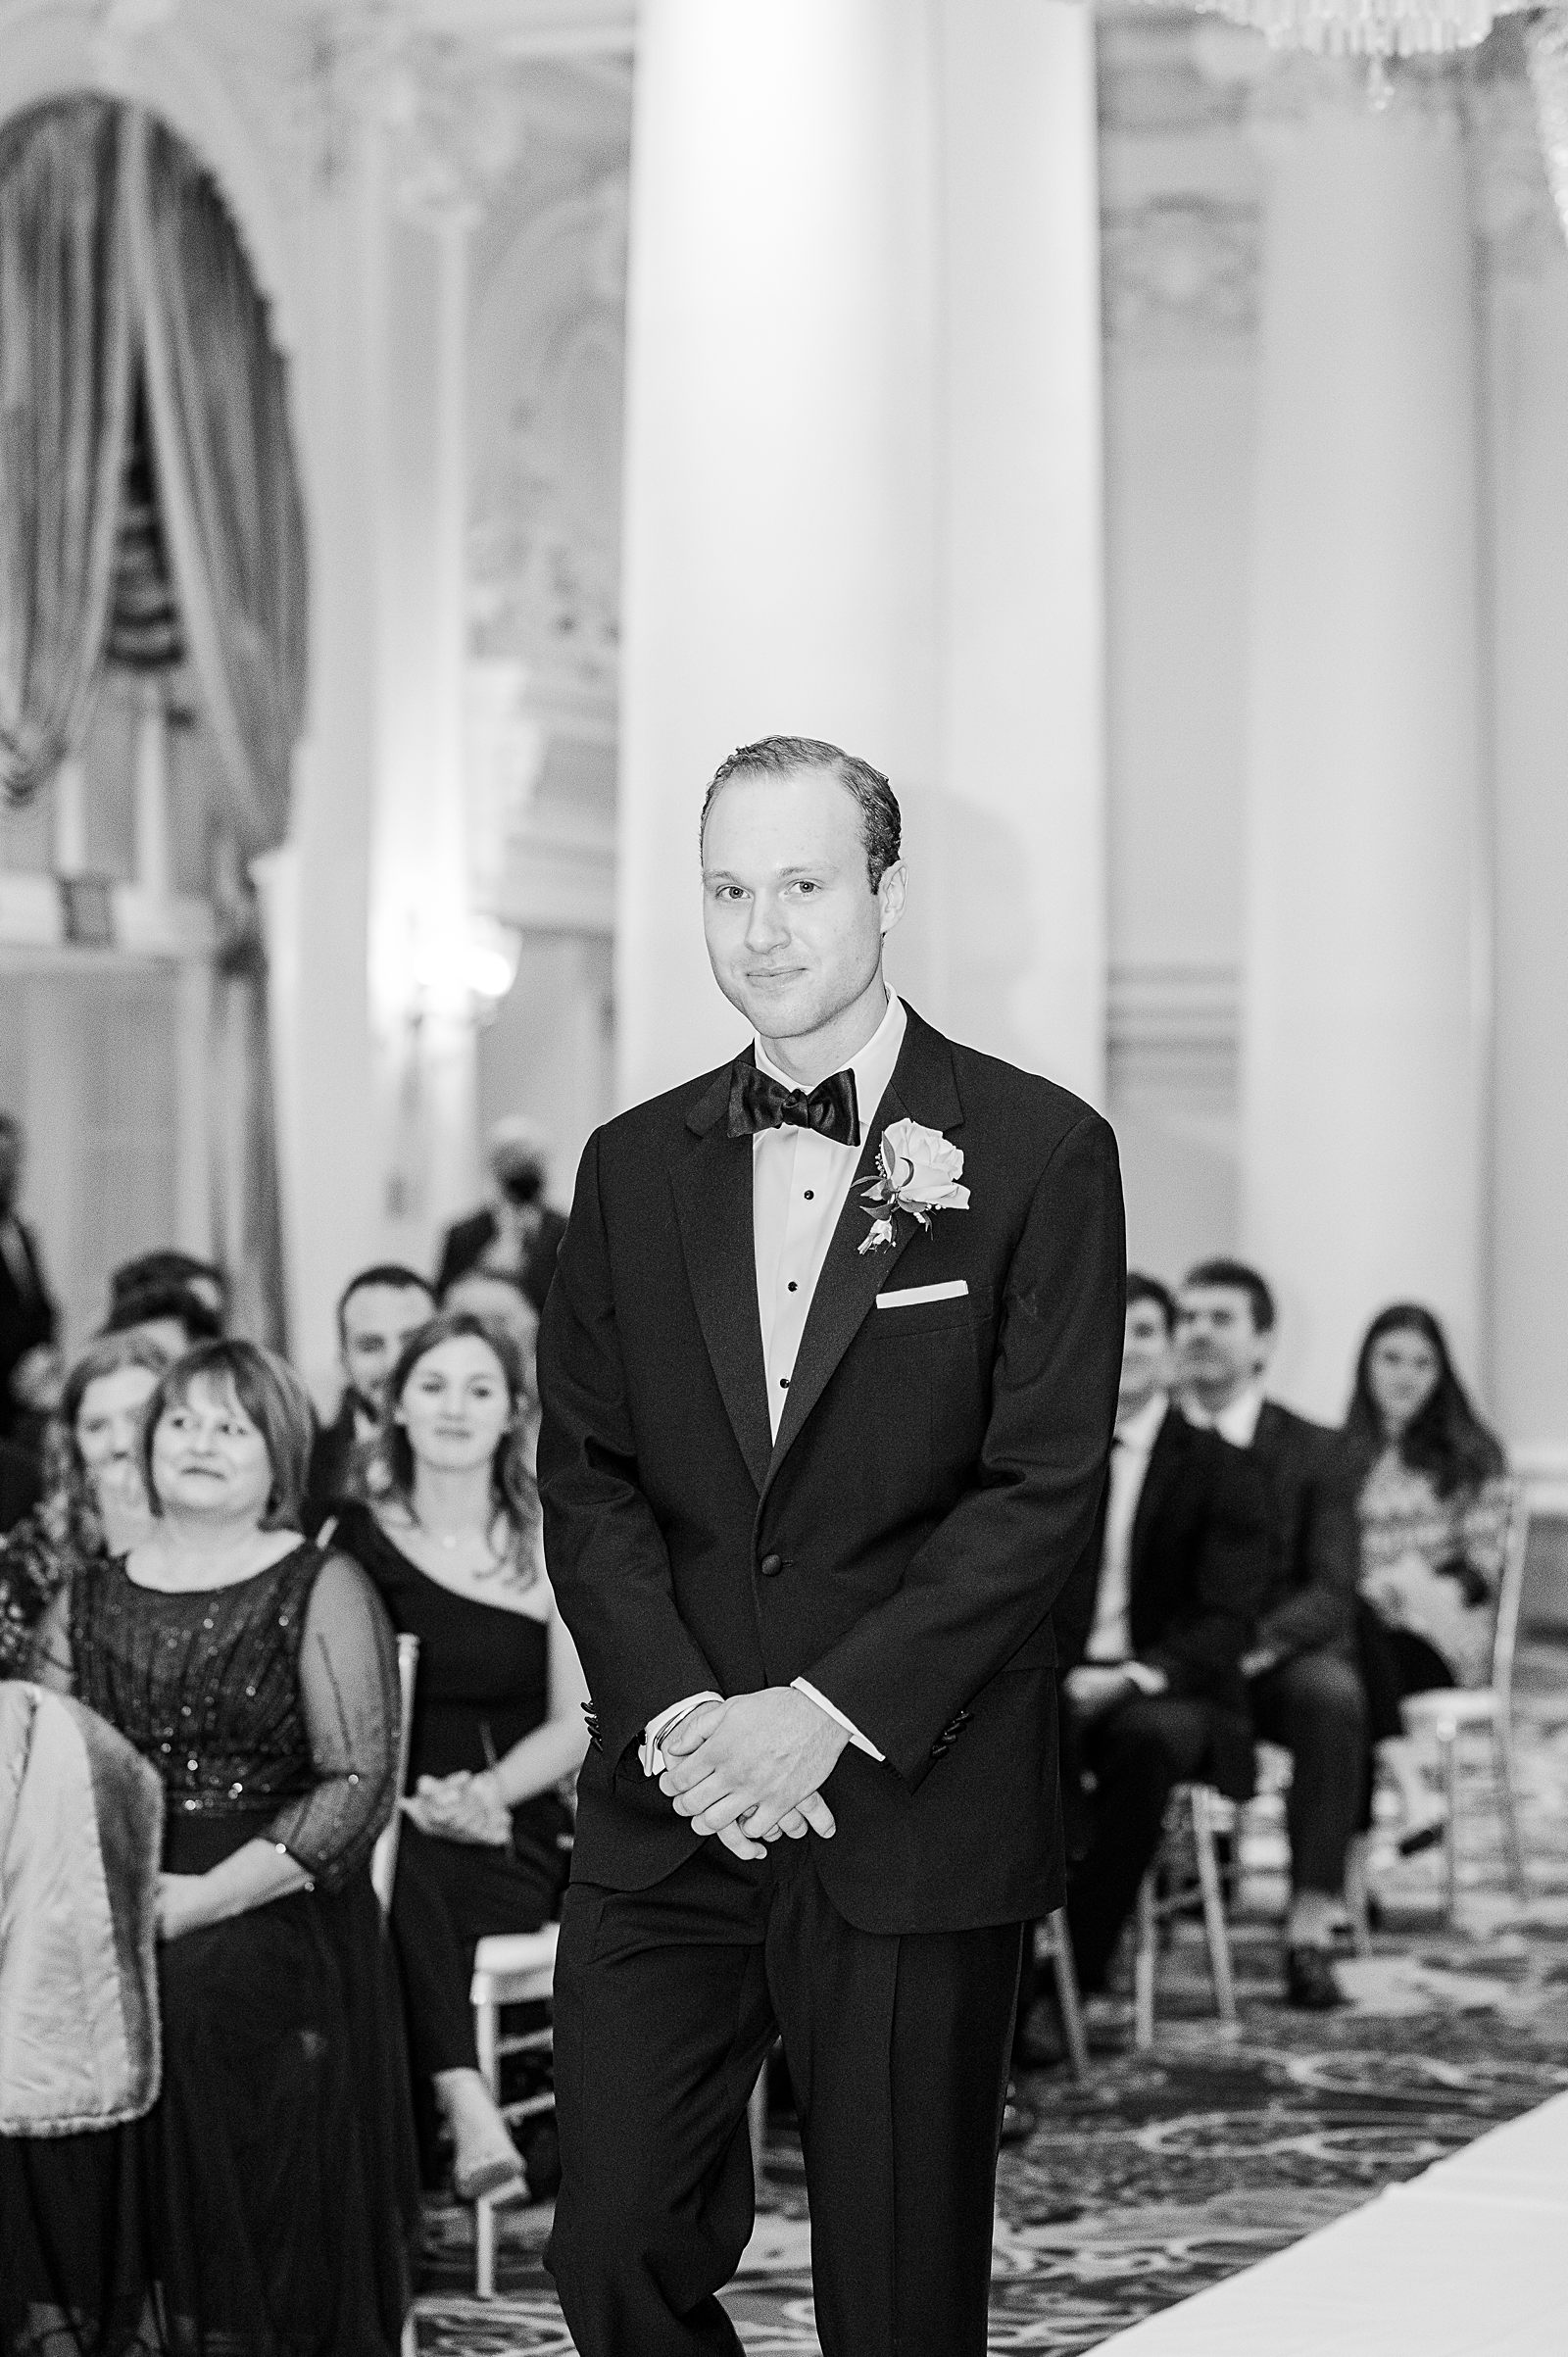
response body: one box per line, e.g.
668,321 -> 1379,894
409,913 -> 522,1025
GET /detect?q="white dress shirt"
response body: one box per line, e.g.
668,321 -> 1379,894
642,993 -> 907,1780
1185,1380 -> 1266,1449
1087,1390 -> 1168,1665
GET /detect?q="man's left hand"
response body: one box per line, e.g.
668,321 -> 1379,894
661,1688 -> 848,1841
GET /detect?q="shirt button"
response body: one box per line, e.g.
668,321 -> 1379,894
788,1282 -> 798,1293
804,1190 -> 814,1201
779,1376 -> 790,1389
760,1552 -> 784,1578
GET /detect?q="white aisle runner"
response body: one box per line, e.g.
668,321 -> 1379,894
1090,2087 -> 1568,2356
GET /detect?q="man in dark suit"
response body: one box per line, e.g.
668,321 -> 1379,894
537,735 -> 1124,2357
0,1114 -> 58,1447
302,1262 -> 435,1532
1053,1274 -> 1268,2000
434,1117 -> 567,1317
1178,1258 -> 1365,2010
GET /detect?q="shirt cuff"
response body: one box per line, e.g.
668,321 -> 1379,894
791,1678 -> 886,1762
1122,1660 -> 1168,1696
641,1692 -> 723,1779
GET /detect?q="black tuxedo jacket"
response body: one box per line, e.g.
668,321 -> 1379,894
1055,1406 -> 1268,1799
0,1218 -> 56,1441
1247,1400 -> 1358,1663
435,1203 -> 567,1317
537,1005 -> 1125,1935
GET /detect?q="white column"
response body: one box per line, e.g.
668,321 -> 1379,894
615,0 -> 1105,1108
132,675 -> 171,899
269,133 -> 388,1388
1240,69 -> 1485,1416
370,208 -> 480,1249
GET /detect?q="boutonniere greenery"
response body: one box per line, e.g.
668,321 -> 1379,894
858,1118 -> 971,1255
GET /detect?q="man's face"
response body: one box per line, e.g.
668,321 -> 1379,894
341,1283 -> 434,1412
0,1127 -> 21,1212
1120,1300 -> 1173,1412
701,766 -> 904,1044
1176,1285 -> 1270,1396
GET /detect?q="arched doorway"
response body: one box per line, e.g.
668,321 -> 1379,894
0,95 -> 307,1352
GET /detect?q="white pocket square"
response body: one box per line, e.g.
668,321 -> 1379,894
874,1279 -> 970,1309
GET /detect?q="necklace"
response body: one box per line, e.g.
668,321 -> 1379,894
409,1502 -> 511,1576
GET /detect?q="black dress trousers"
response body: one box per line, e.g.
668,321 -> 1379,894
546,1837 -> 1024,2357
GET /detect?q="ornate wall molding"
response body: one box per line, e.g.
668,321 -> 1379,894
1102,194 -> 1261,352
1107,960 -> 1241,1105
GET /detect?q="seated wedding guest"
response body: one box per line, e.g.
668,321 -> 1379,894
435,1115 -> 567,1317
332,1311 -> 588,2202
1049,1274 -> 1267,2026
0,1111 -> 59,1451
0,1339 -> 417,2357
109,1248 -> 228,1328
441,1265 -> 541,1394
0,1332 -> 168,1676
1345,1302 -> 1512,1851
303,1262 -> 437,1531
103,1275 -> 223,1359
1179,1258 -> 1364,2009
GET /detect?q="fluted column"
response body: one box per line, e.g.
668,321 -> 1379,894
615,0 -> 1104,1106
1239,66 -> 1485,1415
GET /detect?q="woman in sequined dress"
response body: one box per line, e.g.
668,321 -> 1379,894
0,1340 -> 418,2357
0,1330 -> 168,1677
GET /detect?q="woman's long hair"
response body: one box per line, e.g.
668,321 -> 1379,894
40,1331 -> 173,1554
381,1311 -> 541,1554
1344,1302 -> 1505,1500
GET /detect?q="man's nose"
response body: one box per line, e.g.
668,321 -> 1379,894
744,896 -> 789,948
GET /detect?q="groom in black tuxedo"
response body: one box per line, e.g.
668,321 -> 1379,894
537,735 -> 1125,2356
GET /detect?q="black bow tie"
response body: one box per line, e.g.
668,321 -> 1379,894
728,1060 -> 859,1148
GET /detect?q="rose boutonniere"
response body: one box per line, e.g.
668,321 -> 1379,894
858,1118 -> 971,1255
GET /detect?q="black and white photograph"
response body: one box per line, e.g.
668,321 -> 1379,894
2,2 -> 1567,2353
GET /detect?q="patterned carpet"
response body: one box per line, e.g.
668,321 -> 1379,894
414,1644 -> 1568,2354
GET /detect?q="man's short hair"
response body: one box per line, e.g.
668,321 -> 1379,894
698,735 -> 902,891
1126,1272 -> 1176,1335
1182,1257 -> 1276,1336
111,1251 -> 227,1312
103,1282 -> 223,1346
336,1262 -> 436,1347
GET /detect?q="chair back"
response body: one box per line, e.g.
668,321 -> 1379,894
1490,1486 -> 1531,1711
370,1631 -> 419,1914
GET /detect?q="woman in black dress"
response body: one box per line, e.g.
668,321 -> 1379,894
332,1309 -> 587,2203
0,1340 -> 417,2357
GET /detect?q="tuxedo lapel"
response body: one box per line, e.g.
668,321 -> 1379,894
669,1077 -> 773,1493
762,1007 -> 964,1498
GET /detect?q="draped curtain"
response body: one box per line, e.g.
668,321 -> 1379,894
127,110 -> 307,861
0,99 -> 132,807
0,97 -> 307,1349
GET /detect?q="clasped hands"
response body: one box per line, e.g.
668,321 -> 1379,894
660,1688 -> 849,1863
402,1769 -> 512,1846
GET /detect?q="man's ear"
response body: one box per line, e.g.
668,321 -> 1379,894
877,859 -> 907,937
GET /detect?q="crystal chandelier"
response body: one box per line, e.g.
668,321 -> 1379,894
1191,0 -> 1531,59
1529,11 -> 1568,245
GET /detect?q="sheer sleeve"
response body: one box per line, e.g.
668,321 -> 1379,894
264,1552 -> 400,1890
26,1577 -> 75,1692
